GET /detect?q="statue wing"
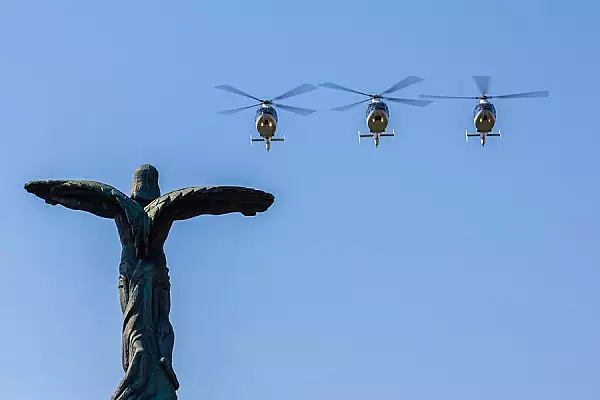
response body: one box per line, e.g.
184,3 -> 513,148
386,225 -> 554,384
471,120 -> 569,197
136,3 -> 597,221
144,186 -> 274,244
24,179 -> 143,219
145,186 -> 274,222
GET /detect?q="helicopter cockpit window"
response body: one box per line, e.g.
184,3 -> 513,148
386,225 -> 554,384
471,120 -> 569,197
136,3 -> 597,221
371,102 -> 387,110
484,104 -> 495,114
258,106 -> 274,115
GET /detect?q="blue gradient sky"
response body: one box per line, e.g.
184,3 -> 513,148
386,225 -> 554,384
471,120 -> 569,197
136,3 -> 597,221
1,1 -> 599,399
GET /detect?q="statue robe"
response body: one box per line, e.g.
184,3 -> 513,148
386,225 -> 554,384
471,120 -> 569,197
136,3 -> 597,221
24,179 -> 274,400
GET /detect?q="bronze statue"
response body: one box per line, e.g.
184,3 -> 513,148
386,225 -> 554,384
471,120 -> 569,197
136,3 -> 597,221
24,164 -> 274,400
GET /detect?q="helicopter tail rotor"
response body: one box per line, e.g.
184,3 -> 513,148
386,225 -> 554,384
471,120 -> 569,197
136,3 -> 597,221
473,76 -> 492,96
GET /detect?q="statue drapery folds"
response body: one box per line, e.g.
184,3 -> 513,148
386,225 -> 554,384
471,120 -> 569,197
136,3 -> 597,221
25,164 -> 274,399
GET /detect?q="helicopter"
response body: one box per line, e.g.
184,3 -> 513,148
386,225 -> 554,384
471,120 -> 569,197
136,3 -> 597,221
318,76 -> 433,147
215,83 -> 318,151
419,76 -> 549,146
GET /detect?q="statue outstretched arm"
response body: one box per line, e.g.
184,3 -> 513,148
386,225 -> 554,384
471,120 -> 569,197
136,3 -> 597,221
144,186 -> 274,245
24,179 -> 141,219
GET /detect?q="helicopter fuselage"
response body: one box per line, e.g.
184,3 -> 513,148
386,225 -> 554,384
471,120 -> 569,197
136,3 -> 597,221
473,99 -> 496,133
366,98 -> 389,133
255,104 -> 278,138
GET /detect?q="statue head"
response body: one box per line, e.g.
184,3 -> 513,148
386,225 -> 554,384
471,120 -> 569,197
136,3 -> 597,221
130,164 -> 160,204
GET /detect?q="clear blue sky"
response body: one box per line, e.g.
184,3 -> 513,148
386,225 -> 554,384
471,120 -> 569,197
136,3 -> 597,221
1,1 -> 598,399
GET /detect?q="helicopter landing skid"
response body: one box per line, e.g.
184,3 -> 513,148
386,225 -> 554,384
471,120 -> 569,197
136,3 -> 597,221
358,129 -> 395,147
465,129 -> 501,146
250,135 -> 285,152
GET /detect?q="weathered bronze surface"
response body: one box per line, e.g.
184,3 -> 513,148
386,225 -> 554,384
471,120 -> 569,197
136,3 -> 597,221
25,164 -> 274,399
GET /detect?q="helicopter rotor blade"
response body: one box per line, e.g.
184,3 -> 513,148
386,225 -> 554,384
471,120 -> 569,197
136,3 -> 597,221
318,82 -> 371,97
384,97 -> 434,107
489,90 -> 550,99
272,83 -> 318,101
473,76 -> 491,95
217,104 -> 261,115
419,94 -> 478,100
273,103 -> 316,116
330,99 -> 371,112
379,76 -> 425,96
214,85 -> 263,102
